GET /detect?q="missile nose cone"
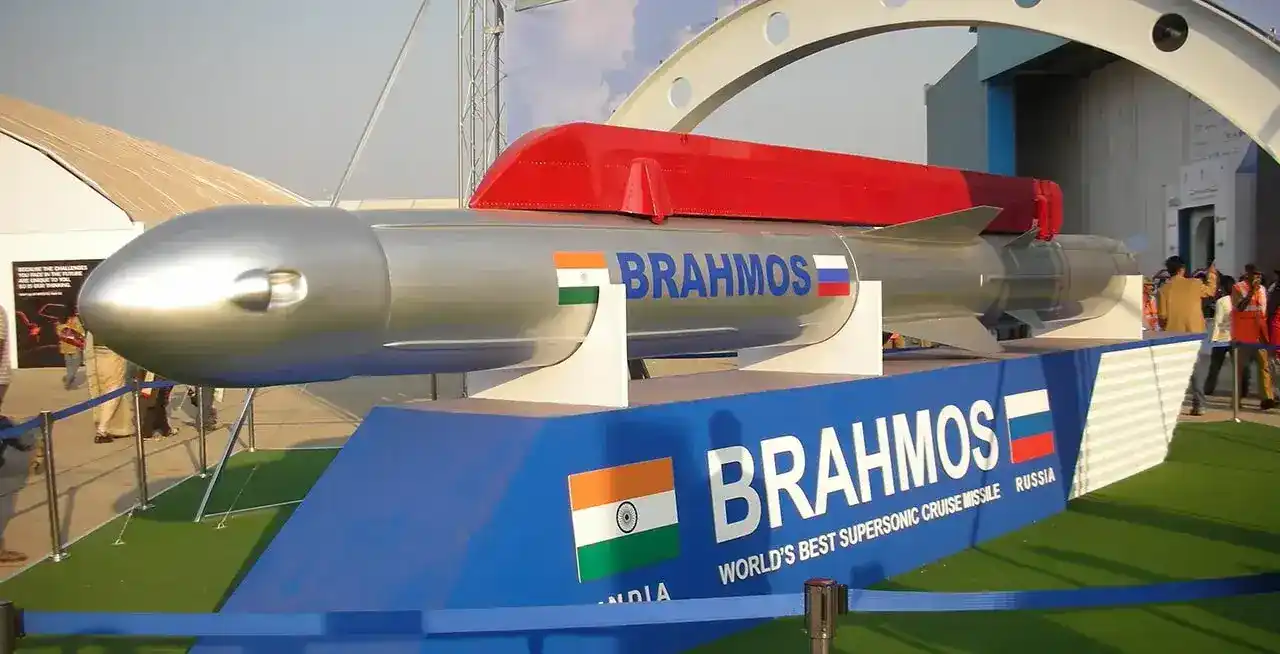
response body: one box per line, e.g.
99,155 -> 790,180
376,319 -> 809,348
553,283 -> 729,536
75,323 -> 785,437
78,205 -> 391,387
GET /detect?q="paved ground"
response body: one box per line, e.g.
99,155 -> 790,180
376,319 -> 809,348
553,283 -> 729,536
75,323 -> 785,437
0,367 -> 358,582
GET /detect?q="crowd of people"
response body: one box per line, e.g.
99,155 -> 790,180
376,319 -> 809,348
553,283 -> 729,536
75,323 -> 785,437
1144,256 -> 1280,415
0,302 -> 221,565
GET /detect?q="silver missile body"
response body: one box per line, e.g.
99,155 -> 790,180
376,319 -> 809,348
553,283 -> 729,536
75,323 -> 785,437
77,205 -> 1137,387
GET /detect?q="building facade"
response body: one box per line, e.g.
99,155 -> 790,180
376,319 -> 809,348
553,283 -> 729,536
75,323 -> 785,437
927,28 -> 1278,278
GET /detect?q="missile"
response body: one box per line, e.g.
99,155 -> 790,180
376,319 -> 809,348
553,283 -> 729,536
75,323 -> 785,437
76,203 -> 1137,387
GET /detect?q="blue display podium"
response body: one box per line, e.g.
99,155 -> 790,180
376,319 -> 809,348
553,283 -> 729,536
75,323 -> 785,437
192,333 -> 1203,653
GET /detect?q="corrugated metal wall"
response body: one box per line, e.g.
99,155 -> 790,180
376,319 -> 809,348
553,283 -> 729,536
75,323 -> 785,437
924,48 -> 988,173
1256,151 -> 1280,275
1016,60 -> 1195,274
930,38 -> 1273,277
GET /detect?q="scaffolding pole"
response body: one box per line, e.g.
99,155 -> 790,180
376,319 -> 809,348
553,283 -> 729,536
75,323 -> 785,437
459,0 -> 506,202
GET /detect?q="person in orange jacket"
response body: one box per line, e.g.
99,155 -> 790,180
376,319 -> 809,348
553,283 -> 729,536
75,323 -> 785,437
1142,278 -> 1159,331
1232,265 -> 1276,410
1269,277 -> 1280,400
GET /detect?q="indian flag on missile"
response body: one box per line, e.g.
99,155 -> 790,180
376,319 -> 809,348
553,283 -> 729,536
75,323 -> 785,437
554,251 -> 610,306
567,457 -> 680,582
815,254 -> 851,297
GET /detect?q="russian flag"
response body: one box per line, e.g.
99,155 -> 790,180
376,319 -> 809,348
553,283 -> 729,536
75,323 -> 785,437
814,254 -> 850,297
1004,389 -> 1056,464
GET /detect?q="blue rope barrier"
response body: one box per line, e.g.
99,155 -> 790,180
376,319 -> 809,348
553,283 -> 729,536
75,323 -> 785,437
0,380 -> 179,440
22,572 -> 1280,638
845,571 -> 1280,612
48,385 -> 130,422
0,417 -> 40,441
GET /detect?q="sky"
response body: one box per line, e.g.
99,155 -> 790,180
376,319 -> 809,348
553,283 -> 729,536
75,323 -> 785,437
0,0 -> 1273,202
0,0 -> 975,201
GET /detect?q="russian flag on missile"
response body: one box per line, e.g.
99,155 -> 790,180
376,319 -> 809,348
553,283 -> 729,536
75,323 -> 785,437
1004,389 -> 1056,464
814,254 -> 850,297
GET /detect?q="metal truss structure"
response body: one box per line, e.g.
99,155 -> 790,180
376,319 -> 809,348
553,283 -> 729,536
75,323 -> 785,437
458,0 -> 506,202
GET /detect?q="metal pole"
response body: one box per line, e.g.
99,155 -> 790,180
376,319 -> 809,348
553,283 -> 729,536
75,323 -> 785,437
458,0 -> 466,201
0,600 -> 21,654
196,387 -> 208,477
131,381 -> 151,511
246,392 -> 257,453
1232,344 -> 1242,422
38,412 -> 66,562
330,0 -> 432,207
193,387 -> 257,522
803,578 -> 846,654
487,0 -> 505,166
196,387 -> 208,472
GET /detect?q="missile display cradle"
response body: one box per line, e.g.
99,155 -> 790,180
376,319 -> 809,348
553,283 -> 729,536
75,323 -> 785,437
76,124 -> 1203,654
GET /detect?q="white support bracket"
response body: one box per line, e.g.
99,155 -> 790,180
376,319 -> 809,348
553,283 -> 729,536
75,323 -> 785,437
1035,274 -> 1145,341
734,281 -> 884,376
466,283 -> 629,407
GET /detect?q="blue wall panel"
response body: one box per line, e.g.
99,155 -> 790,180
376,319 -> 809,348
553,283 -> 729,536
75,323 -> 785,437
986,78 -> 1017,176
194,336 -> 1198,653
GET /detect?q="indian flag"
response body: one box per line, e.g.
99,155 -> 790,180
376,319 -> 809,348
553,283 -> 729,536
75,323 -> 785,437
554,251 -> 610,306
568,457 -> 680,582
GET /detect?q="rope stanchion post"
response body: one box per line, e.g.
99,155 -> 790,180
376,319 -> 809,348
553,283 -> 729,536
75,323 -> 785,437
803,578 -> 847,654
196,387 -> 208,477
38,412 -> 66,563
131,380 -> 152,511
246,391 -> 256,453
0,601 -> 22,654
1232,344 -> 1241,423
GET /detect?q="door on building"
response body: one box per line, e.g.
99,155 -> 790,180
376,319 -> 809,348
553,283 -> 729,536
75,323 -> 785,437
1178,205 -> 1216,271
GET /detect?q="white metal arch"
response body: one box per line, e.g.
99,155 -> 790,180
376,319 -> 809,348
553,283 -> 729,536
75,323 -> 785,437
607,0 -> 1280,160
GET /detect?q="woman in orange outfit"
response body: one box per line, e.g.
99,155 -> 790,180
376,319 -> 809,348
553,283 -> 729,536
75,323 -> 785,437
1143,278 -> 1159,331
1233,267 -> 1276,409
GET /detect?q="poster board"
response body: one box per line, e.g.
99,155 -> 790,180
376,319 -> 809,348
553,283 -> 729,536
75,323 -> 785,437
10,259 -> 102,368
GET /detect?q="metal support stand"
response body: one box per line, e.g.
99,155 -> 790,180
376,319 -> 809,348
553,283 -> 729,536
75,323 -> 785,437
38,412 -> 66,562
246,393 -> 256,453
0,600 -> 22,654
803,578 -> 848,654
193,388 -> 257,522
131,381 -> 152,511
196,387 -> 208,477
1232,344 -> 1241,423
628,359 -> 651,380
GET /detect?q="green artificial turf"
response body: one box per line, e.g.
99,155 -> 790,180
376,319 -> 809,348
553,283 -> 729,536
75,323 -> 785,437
4,422 -> 1279,653
4,448 -> 338,653
694,420 -> 1280,653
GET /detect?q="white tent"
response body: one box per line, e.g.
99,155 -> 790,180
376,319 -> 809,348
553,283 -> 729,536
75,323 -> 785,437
0,94 -> 307,369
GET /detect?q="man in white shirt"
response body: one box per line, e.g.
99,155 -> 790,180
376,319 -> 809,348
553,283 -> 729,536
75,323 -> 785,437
1202,275 -> 1235,397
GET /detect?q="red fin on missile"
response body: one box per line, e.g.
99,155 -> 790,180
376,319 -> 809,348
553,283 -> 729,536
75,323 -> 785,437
619,157 -> 672,224
468,123 -> 1047,235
